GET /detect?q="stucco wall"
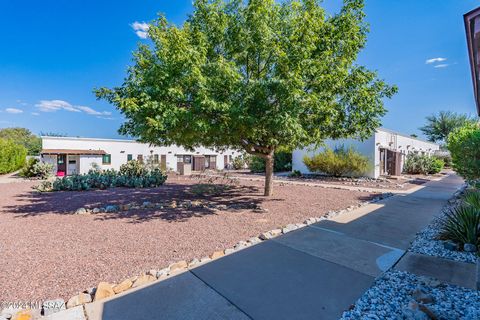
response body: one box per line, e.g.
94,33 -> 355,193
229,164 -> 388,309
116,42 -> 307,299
292,128 -> 440,179
42,137 -> 241,173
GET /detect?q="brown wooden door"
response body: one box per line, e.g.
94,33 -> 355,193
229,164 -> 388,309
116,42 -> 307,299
193,156 -> 205,171
209,156 -> 216,170
161,154 -> 167,171
224,155 -> 228,168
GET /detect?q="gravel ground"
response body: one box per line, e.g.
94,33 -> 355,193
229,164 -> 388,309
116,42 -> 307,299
341,270 -> 480,320
226,170 -> 444,190
410,187 -> 477,264
0,176 -> 377,302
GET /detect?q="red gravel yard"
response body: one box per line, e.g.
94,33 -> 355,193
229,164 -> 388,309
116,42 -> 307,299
0,175 -> 378,301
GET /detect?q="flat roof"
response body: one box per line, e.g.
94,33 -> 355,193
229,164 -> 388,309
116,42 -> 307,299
41,136 -> 138,143
377,128 -> 439,146
41,149 -> 107,155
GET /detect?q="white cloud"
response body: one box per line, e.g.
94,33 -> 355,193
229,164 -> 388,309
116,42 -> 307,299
425,57 -> 447,64
5,108 -> 23,114
77,106 -> 111,116
434,64 -> 449,68
97,116 -> 115,120
131,21 -> 149,39
35,99 -> 112,117
31,112 -> 40,116
36,100 -> 80,112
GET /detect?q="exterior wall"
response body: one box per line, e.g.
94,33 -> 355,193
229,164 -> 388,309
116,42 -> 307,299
42,155 -> 57,173
42,137 -> 241,174
292,128 -> 440,179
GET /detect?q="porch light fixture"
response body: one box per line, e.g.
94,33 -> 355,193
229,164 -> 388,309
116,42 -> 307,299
464,6 -> 480,115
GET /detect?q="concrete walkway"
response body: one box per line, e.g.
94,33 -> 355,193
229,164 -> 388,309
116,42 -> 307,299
83,174 -> 464,320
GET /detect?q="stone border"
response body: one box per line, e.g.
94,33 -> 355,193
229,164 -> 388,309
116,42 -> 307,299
3,193 -> 393,319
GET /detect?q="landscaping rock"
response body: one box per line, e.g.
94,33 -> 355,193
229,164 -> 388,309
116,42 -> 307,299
132,275 -> 156,288
188,258 -> 200,268
412,287 -> 434,304
211,251 -> 225,259
105,205 -> 118,213
464,243 -> 477,253
169,260 -> 188,272
199,257 -> 212,264
93,282 -> 115,301
92,208 -> 101,214
234,241 -> 248,250
248,237 -> 262,245
42,299 -> 66,316
443,240 -> 458,251
113,279 -> 133,294
282,224 -> 297,234
147,269 -> 158,277
66,293 -> 92,308
75,208 -> 87,215
156,268 -> 170,278
224,248 -> 235,254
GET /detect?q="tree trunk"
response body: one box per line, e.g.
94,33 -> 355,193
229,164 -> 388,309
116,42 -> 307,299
264,151 -> 274,196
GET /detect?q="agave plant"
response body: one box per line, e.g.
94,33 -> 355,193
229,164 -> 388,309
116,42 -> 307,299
439,205 -> 480,246
463,190 -> 480,210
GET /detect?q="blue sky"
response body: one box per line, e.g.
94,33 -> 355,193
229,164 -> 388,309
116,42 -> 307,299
0,0 -> 478,139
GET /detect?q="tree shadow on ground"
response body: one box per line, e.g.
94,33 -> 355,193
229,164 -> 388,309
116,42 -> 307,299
3,182 -> 270,223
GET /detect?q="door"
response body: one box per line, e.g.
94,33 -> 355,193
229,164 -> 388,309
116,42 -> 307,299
193,156 -> 205,171
68,158 -> 78,175
386,150 -> 396,175
57,155 -> 66,175
161,154 -> 167,171
224,155 -> 228,169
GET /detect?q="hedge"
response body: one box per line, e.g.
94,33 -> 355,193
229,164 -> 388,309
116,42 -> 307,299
0,139 -> 27,174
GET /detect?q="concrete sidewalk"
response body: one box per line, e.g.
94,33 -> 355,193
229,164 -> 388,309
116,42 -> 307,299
83,174 -> 464,320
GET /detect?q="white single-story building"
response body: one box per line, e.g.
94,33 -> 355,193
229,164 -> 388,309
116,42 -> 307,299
292,128 -> 440,178
41,136 -> 241,176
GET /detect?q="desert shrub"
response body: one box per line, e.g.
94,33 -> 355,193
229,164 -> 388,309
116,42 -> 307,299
447,124 -> 480,182
119,160 -> 148,177
439,205 -> 480,246
463,190 -> 480,210
48,166 -> 167,192
403,154 -> 444,175
0,139 -> 27,174
289,170 -> 302,178
20,158 -> 54,179
232,154 -> 249,170
303,146 -> 370,177
434,151 -> 452,168
248,151 -> 292,173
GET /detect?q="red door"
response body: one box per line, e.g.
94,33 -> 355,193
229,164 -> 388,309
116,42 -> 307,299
57,155 -> 66,176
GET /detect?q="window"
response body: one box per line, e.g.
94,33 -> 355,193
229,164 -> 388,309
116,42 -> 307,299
102,154 -> 111,165
127,154 -> 133,161
137,155 -> 144,163
153,154 -> 159,164
177,155 -> 192,164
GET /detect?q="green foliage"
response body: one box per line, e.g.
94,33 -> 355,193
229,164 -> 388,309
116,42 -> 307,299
249,151 -> 292,173
403,153 -> 444,175
0,139 -> 27,174
447,124 -> 480,182
19,158 -> 54,179
440,205 -> 480,246
289,170 -> 302,178
119,160 -> 148,177
303,145 -> 370,177
434,152 -> 452,168
0,127 -> 41,155
420,111 -> 476,144
231,154 -> 248,170
95,0 -> 396,195
463,190 -> 480,210
48,164 -> 167,192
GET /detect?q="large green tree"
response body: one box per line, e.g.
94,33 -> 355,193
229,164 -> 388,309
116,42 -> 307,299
96,0 -> 396,196
0,127 -> 41,155
420,111 -> 477,144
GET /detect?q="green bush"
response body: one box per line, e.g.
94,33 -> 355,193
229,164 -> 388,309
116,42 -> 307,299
439,205 -> 480,246
46,163 -> 167,192
289,170 -> 302,178
0,139 -> 27,174
119,160 -> 148,177
447,124 -> 480,182
303,146 -> 370,177
403,153 -> 444,175
434,151 -> 452,168
19,158 -> 54,179
232,155 -> 249,170
249,151 -> 292,173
